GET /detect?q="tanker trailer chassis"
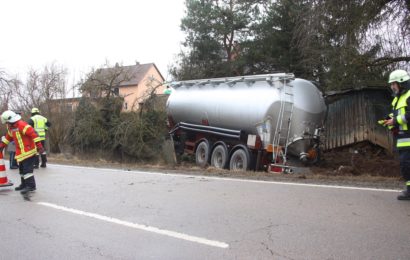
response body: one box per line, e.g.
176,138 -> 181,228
169,121 -> 306,172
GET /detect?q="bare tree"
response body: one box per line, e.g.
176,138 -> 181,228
79,61 -> 135,100
9,63 -> 68,113
0,63 -> 70,153
0,69 -> 15,111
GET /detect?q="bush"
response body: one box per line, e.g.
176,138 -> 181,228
66,96 -> 168,163
69,98 -> 109,152
113,110 -> 167,162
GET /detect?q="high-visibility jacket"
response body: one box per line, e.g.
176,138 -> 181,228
391,90 -> 410,149
0,120 -> 42,162
30,114 -> 48,141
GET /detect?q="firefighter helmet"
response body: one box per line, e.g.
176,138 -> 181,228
388,69 -> 410,83
1,110 -> 21,124
31,107 -> 40,114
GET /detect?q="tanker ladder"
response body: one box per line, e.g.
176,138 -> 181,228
271,80 -> 294,173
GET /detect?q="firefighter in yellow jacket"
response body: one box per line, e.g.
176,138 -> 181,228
0,110 -> 44,194
382,69 -> 410,200
28,108 -> 51,168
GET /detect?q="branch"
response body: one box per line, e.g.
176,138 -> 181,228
368,56 -> 410,66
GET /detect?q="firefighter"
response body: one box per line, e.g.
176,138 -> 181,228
28,107 -> 51,168
383,69 -> 410,200
0,110 -> 44,194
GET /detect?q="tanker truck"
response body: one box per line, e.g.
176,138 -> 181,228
166,73 -> 327,172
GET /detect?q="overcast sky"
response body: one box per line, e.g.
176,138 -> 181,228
0,0 -> 186,83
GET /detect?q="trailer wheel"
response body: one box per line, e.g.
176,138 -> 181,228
229,148 -> 250,171
211,144 -> 228,169
195,141 -> 210,168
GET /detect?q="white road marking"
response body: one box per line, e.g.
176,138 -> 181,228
49,164 -> 400,192
37,201 -> 229,249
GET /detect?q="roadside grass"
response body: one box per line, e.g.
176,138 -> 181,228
47,153 -> 402,190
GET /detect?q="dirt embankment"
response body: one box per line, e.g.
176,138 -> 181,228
47,142 -> 403,190
313,142 -> 400,177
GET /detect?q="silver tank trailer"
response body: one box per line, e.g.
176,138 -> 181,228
167,73 -> 327,161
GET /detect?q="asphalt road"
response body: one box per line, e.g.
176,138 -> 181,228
0,164 -> 409,259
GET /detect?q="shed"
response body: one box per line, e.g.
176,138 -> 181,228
324,88 -> 394,153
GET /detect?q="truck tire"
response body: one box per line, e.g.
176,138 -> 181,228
229,148 -> 250,171
195,140 -> 210,168
211,144 -> 228,169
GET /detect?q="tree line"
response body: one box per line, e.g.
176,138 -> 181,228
171,0 -> 410,91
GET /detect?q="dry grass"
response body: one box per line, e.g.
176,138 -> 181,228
47,151 -> 403,190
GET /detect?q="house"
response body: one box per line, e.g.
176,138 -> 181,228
87,62 -> 166,111
49,63 -> 166,113
113,62 -> 165,111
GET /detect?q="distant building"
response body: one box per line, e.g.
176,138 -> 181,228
48,97 -> 81,113
51,63 -> 166,113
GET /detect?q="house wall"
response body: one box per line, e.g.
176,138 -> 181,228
324,89 -> 394,153
48,98 -> 81,113
120,65 -> 165,111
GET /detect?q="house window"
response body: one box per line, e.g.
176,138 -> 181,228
114,87 -> 119,96
61,103 -> 73,112
124,102 -> 128,110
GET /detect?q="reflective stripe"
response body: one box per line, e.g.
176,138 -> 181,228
406,181 -> 410,186
399,108 -> 408,130
401,114 -> 408,124
392,97 -> 398,107
23,173 -> 34,179
2,139 -> 9,145
397,114 -> 406,124
397,115 -> 403,125
397,138 -> 410,147
15,132 -> 25,154
22,125 -> 30,135
34,137 -> 42,143
15,149 -> 37,162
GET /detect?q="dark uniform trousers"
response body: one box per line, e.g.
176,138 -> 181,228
18,155 -> 36,188
399,149 -> 410,182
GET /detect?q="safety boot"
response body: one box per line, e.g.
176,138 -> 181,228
40,154 -> 47,168
33,155 -> 40,169
20,176 -> 36,194
397,185 -> 410,200
14,177 -> 26,191
20,186 -> 36,194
